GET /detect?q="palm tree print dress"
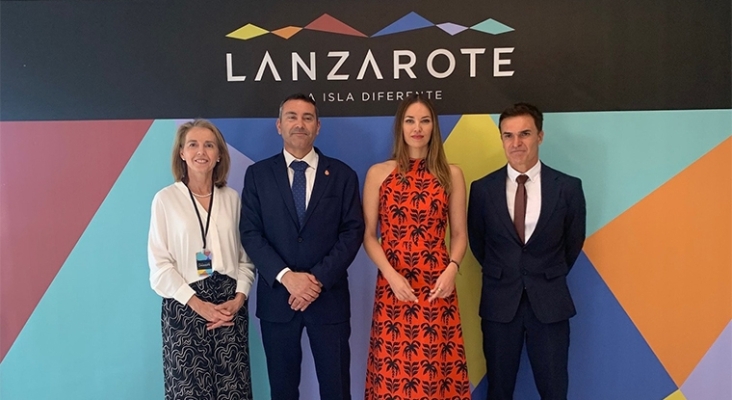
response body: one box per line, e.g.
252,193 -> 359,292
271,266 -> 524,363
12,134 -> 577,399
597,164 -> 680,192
365,159 -> 470,400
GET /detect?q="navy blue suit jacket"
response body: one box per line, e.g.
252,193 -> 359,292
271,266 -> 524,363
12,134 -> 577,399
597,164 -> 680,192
468,163 -> 586,324
240,148 -> 364,324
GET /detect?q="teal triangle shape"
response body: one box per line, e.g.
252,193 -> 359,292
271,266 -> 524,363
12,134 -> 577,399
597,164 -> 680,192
0,120 -> 175,399
492,109 -> 731,235
0,119 -> 272,400
471,18 -> 514,35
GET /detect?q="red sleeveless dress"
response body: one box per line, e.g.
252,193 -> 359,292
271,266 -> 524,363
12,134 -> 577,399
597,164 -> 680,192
365,159 -> 470,400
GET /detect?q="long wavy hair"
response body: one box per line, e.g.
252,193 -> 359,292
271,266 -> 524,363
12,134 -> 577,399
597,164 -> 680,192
391,94 -> 452,193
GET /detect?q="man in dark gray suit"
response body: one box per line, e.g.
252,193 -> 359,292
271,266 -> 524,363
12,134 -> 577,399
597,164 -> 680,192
468,103 -> 586,400
240,93 -> 364,400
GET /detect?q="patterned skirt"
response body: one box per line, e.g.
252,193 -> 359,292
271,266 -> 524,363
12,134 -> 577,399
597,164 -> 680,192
161,272 -> 252,400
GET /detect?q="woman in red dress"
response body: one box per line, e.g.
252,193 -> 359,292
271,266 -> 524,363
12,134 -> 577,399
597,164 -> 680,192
363,94 -> 470,400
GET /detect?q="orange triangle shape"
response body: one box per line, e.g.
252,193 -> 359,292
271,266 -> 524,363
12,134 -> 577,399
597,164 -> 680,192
584,137 -> 732,385
272,26 -> 303,39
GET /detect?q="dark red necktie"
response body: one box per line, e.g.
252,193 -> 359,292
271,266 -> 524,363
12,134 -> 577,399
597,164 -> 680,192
514,174 -> 529,244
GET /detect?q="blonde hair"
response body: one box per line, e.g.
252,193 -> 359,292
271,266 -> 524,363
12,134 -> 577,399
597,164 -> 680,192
171,119 -> 230,188
391,94 -> 452,193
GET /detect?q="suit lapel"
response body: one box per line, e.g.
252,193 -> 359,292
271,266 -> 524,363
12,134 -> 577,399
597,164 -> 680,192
301,149 -> 332,229
271,154 -> 300,228
488,166 -> 522,244
527,163 -> 560,246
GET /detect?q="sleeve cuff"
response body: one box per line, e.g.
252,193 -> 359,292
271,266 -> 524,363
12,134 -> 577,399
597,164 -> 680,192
275,267 -> 291,283
173,284 -> 196,305
236,280 -> 253,296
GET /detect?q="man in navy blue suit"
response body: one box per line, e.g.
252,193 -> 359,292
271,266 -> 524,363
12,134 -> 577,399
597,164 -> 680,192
468,103 -> 586,400
240,93 -> 364,400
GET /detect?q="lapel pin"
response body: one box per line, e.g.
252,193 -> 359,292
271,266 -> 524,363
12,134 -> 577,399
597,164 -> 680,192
325,170 -> 330,176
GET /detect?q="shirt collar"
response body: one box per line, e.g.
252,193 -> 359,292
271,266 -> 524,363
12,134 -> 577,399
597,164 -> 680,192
283,147 -> 318,169
507,161 -> 542,182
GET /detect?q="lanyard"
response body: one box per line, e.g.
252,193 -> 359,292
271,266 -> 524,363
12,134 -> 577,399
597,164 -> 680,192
186,182 -> 214,251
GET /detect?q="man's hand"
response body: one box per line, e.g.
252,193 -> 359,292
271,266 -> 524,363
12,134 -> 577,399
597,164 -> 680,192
288,294 -> 313,312
281,272 -> 321,311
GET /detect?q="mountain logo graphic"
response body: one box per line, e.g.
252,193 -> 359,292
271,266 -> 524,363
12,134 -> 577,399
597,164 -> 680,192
226,12 -> 513,41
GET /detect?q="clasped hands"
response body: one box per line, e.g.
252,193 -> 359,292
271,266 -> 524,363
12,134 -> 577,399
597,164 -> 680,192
188,292 -> 246,331
282,271 -> 322,312
386,263 -> 458,303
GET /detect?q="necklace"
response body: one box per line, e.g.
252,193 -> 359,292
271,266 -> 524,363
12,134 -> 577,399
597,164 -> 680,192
191,191 -> 212,198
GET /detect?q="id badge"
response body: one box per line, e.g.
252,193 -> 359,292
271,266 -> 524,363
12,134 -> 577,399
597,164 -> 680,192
196,249 -> 213,276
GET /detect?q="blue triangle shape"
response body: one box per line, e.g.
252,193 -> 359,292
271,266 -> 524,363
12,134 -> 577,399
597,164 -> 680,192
217,114 -> 463,204
471,253 -> 677,399
311,116 -> 396,185
216,116 -> 396,187
438,114 -> 461,142
372,11 -> 433,37
213,117 -> 283,163
528,253 -> 676,399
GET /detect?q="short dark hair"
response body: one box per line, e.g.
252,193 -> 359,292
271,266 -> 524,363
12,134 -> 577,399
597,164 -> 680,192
499,103 -> 543,132
278,93 -> 319,120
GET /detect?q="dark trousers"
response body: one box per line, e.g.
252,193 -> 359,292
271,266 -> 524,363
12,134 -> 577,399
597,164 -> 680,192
482,291 -> 570,400
260,313 -> 351,400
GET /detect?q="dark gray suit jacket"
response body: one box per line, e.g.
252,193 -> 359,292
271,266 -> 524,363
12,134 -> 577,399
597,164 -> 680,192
468,163 -> 586,324
240,148 -> 364,324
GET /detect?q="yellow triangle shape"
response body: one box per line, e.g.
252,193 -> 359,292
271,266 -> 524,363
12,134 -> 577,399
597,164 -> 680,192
664,389 -> 687,400
443,114 -> 505,385
444,114 -> 505,184
226,23 -> 269,40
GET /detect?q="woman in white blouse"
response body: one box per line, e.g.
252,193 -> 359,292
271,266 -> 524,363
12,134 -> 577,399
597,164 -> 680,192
148,119 -> 255,400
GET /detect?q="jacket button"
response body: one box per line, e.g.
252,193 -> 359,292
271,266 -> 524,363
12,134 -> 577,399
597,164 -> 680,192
522,269 -> 528,275
297,237 -> 303,243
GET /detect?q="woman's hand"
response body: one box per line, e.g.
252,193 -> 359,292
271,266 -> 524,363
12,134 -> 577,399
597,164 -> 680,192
209,293 -> 247,330
385,270 -> 418,303
215,292 -> 246,315
187,295 -> 235,330
428,263 -> 458,302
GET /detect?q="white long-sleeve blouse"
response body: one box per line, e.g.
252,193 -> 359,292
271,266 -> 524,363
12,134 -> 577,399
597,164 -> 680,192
147,181 -> 255,305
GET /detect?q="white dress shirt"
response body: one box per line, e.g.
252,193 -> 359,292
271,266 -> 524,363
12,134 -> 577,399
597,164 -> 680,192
506,162 -> 542,242
276,148 -> 320,282
148,182 -> 256,305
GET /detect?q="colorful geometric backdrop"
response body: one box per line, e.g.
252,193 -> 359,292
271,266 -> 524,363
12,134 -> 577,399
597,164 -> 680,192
1,0 -> 730,398
1,110 -> 729,399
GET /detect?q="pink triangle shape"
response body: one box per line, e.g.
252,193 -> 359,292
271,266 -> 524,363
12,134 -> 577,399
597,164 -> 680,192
304,13 -> 367,37
0,120 -> 152,361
